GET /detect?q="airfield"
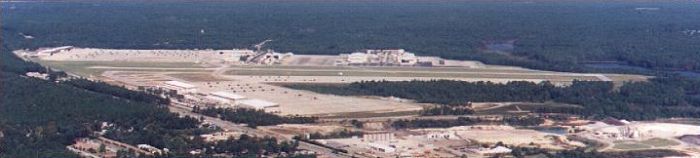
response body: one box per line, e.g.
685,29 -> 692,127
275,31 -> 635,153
18,47 -> 700,157
16,47 -> 648,117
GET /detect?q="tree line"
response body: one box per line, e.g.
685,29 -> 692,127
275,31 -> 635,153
4,1 -> 700,74
287,78 -> 700,120
390,116 -> 545,129
63,78 -> 170,105
195,107 -> 317,128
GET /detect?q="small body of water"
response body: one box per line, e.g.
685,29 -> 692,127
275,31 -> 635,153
585,63 -> 700,78
533,127 -> 569,135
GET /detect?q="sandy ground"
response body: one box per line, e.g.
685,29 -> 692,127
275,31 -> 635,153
322,135 -> 459,157
100,70 -> 424,117
320,125 -> 584,157
189,80 -> 423,116
415,126 -> 584,150
261,124 -> 349,137
575,122 -> 700,154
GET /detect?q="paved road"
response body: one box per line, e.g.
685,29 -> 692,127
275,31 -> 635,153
168,103 -> 354,158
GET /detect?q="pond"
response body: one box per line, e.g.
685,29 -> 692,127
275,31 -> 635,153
532,127 -> 569,135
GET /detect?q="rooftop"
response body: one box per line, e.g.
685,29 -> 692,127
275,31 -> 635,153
210,91 -> 246,100
469,146 -> 512,154
164,80 -> 196,89
238,99 -> 279,109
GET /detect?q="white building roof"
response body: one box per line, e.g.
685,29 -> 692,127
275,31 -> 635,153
164,81 -> 196,89
206,96 -> 234,104
238,99 -> 279,109
349,52 -> 367,57
472,146 -> 512,154
400,52 -> 416,58
348,52 -> 369,63
210,91 -> 245,100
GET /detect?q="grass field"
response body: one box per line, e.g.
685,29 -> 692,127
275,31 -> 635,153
613,141 -> 652,150
224,68 -> 603,81
232,65 -> 538,73
166,73 -> 229,82
613,138 -> 680,150
640,138 -> 680,147
34,60 -> 209,76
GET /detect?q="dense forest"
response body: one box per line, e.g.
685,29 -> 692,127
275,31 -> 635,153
508,146 -> 687,158
207,134 -> 303,157
0,57 -> 311,157
286,78 -> 700,120
0,71 -> 205,157
195,107 -> 317,128
307,129 -> 363,139
390,116 -> 544,129
63,78 -> 170,105
2,1 -> 700,74
551,148 -> 687,158
419,106 -> 474,116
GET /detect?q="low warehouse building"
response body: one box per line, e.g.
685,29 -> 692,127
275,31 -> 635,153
347,52 -> 369,64
363,132 -> 395,142
237,99 -> 280,113
206,91 -> 246,107
162,80 -> 197,93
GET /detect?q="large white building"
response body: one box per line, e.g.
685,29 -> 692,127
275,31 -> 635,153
162,80 -> 197,93
237,99 -> 280,113
398,52 -> 417,65
363,132 -> 395,142
206,91 -> 246,107
343,49 -> 418,66
347,52 -> 369,64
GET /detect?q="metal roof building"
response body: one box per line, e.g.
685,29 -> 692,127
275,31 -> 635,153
162,80 -> 197,93
237,99 -> 279,112
209,91 -> 245,100
206,91 -> 246,107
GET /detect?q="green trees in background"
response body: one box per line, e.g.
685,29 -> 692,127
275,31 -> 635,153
3,1 -> 700,73
63,78 -> 170,105
287,78 -> 700,120
0,72 -> 200,157
196,107 -> 317,128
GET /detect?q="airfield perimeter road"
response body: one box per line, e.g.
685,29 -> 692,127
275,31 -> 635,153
168,102 -> 356,158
